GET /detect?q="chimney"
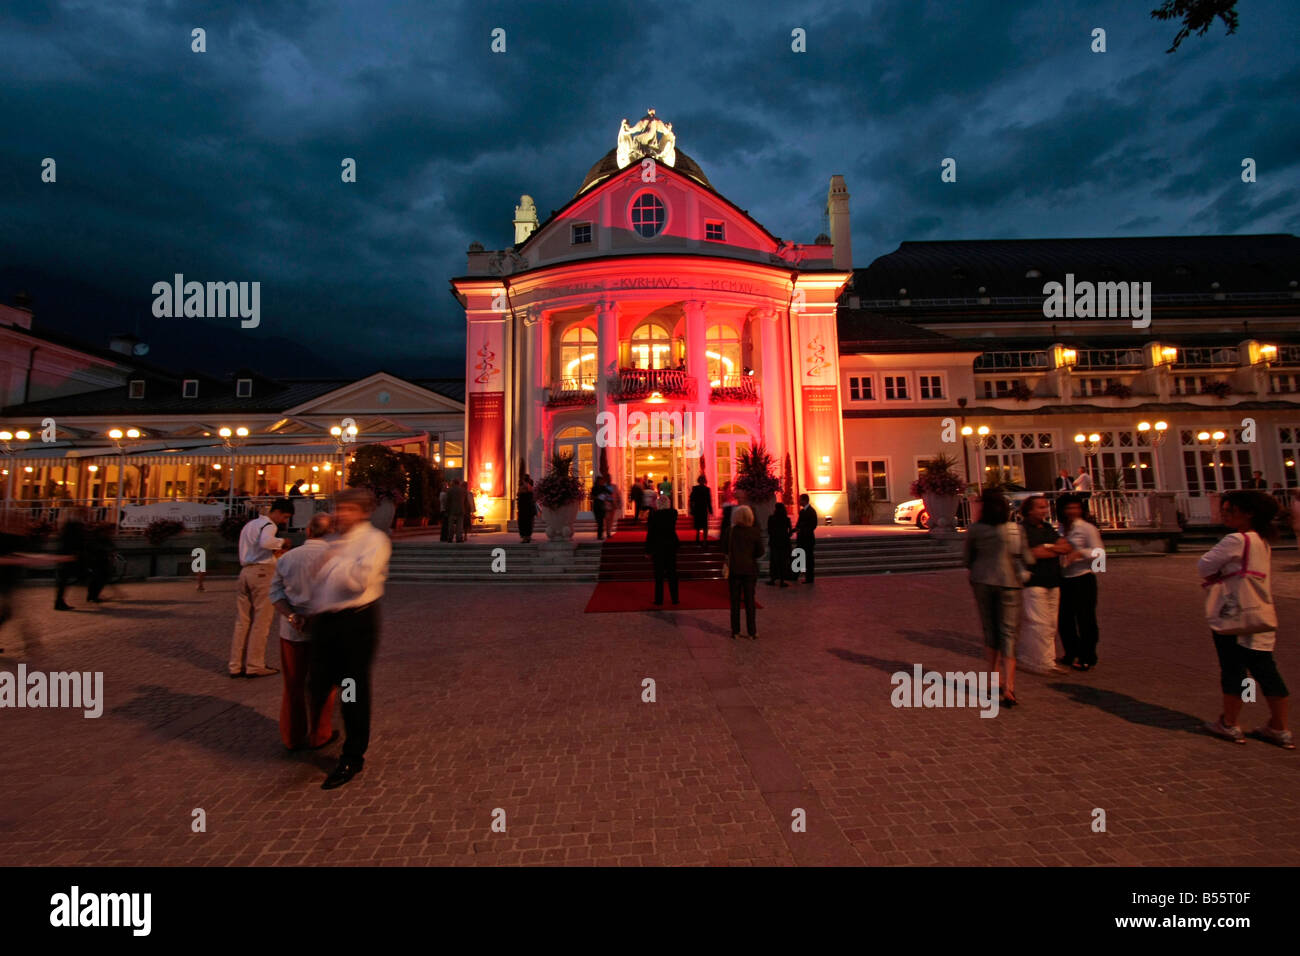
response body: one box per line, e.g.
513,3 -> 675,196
827,175 -> 852,271
513,195 -> 539,244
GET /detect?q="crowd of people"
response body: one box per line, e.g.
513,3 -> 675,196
962,486 -> 1292,748
227,490 -> 392,789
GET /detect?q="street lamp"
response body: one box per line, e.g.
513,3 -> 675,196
330,420 -> 359,495
1074,431 -> 1101,482
960,424 -> 993,487
108,427 -> 142,526
1196,430 -> 1227,490
218,426 -> 249,512
1137,420 -> 1169,488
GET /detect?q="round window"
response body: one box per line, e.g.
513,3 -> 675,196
630,192 -> 667,238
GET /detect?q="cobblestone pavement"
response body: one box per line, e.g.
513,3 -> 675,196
1,553 -> 1297,866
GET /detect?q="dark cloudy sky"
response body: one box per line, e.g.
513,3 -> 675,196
2,0 -> 1297,379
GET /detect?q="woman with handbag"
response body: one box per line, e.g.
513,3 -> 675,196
964,488 -> 1037,707
1200,491 -> 1292,748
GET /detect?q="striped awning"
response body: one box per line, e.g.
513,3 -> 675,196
13,443 -> 347,465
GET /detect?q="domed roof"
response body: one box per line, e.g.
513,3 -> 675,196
576,147 -> 712,197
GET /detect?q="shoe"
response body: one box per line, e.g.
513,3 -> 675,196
1000,692 -> 1019,708
731,633 -> 739,640
228,670 -> 245,678
244,666 -> 280,678
748,634 -> 757,641
1071,661 -> 1093,672
1250,726 -> 1296,750
54,601 -> 73,611
322,759 -> 363,790
1203,717 -> 1247,744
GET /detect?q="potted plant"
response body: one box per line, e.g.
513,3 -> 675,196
734,442 -> 781,539
535,450 -> 583,541
348,444 -> 406,530
145,517 -> 186,546
848,477 -> 876,524
1205,380 -> 1233,399
910,453 -> 964,533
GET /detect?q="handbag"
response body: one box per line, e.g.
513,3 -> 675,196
1204,532 -> 1277,635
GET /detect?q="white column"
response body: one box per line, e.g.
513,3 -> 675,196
595,299 -> 621,492
683,299 -> 710,485
757,307 -> 785,462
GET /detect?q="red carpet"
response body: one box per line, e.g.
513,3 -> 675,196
584,578 -> 763,613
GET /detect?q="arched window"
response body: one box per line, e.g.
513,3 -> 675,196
714,424 -> 751,498
560,326 -> 597,389
630,322 -> 673,370
554,425 -> 595,494
706,323 -> 742,387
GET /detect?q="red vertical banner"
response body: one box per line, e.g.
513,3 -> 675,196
797,313 -> 843,491
467,326 -> 505,498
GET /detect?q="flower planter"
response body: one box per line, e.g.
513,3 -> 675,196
921,493 -> 960,534
541,501 -> 581,541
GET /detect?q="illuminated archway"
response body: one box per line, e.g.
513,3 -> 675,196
714,423 -> 751,497
559,326 -> 597,389
630,322 -> 673,369
706,323 -> 742,387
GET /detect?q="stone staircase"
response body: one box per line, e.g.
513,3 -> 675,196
387,540 -> 603,582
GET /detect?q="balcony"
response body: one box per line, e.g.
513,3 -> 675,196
710,375 -> 759,404
610,367 -> 696,403
974,350 -> 1049,371
546,381 -> 597,408
1173,346 -> 1239,368
1073,348 -> 1145,370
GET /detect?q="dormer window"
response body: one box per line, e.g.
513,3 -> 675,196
236,378 -> 253,398
630,191 -> 666,238
705,221 -> 726,242
129,380 -> 145,400
571,223 -> 592,245
182,379 -> 199,398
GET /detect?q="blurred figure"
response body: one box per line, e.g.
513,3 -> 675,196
689,474 -> 712,545
645,493 -> 680,606
766,500 -> 793,587
53,509 -> 88,611
719,481 -> 737,554
1017,495 -> 1072,675
83,520 -> 116,604
445,479 -> 464,543
517,474 -> 536,543
590,474 -> 608,541
793,494 -> 818,584
604,475 -> 619,538
271,512 -> 338,751
964,488 -> 1035,707
1057,493 -> 1104,671
727,505 -> 764,640
228,498 -> 292,677
630,479 -> 646,523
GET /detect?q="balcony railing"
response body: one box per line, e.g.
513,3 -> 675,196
546,381 -> 597,408
611,367 -> 697,402
1275,345 -> 1300,366
1073,348 -> 1145,370
1173,347 -> 1238,368
974,351 -> 1049,371
710,376 -> 759,404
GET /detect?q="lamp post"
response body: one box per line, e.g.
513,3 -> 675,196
329,420 -> 359,497
960,424 -> 992,488
218,426 -> 249,513
1137,420 -> 1169,489
1197,429 -> 1227,491
108,427 -> 142,527
1074,431 -> 1101,483
0,429 -> 31,508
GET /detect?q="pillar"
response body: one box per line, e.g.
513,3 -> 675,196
683,299 -> 710,485
595,298 -> 622,495
757,307 -> 786,468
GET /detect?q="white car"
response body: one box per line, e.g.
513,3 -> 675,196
895,491 -> 1038,528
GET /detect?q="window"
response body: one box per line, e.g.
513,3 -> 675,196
1271,373 -> 1299,394
854,459 -> 889,501
630,192 -> 666,238
884,375 -> 909,400
1280,426 -> 1300,489
918,374 -> 944,400
559,326 -> 598,389
705,221 -> 725,242
981,379 -> 1024,398
715,425 -> 751,498
236,378 -> 252,398
629,322 -> 673,369
571,223 -> 592,245
849,375 -> 874,401
1179,427 -> 1256,496
128,380 -> 145,399
182,379 -> 198,398
705,324 -> 741,386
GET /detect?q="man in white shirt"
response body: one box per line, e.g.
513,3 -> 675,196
228,498 -> 293,677
270,513 -> 338,751
309,488 -> 392,790
1057,494 -> 1105,671
1072,465 -> 1094,517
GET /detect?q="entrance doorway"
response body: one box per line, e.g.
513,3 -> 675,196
1022,452 -> 1056,491
714,424 -> 751,503
554,425 -> 595,507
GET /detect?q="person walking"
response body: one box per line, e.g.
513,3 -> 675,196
657,475 -> 673,501
460,480 -> 476,541
766,500 -> 793,587
438,481 -> 451,542
270,512 -> 338,751
794,493 -> 818,584
604,474 -> 619,538
630,479 -> 646,523
1072,465 -> 1094,516
1017,495 -> 1072,675
964,488 -> 1036,706
727,505 -> 764,640
517,475 -> 536,543
309,488 -> 393,789
718,481 -> 737,553
53,509 -> 87,611
1057,493 -> 1104,671
590,474 -> 608,541
83,520 -> 115,604
445,479 -> 464,543
645,493 -> 680,605
1200,491 -> 1292,748
689,474 -> 713,545
228,498 -> 293,678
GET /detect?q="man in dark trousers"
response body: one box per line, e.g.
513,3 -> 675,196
644,493 -> 680,605
688,474 -> 713,545
54,510 -> 88,611
766,501 -> 793,587
794,493 -> 818,584
590,476 -> 607,540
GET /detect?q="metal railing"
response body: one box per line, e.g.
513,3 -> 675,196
974,351 -> 1050,371
1073,348 -> 1145,370
0,495 -> 333,531
546,382 -> 597,407
1173,347 -> 1239,368
710,376 -> 759,404
612,367 -> 697,402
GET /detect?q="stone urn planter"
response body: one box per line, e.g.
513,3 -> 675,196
371,497 -> 397,531
910,453 -> 964,536
750,497 -> 777,548
921,492 -> 960,533
540,500 -> 581,542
